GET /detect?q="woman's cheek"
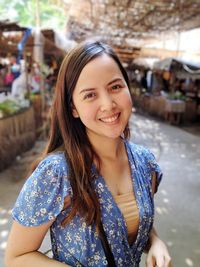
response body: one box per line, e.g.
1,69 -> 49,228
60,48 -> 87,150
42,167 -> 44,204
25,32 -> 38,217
123,92 -> 133,109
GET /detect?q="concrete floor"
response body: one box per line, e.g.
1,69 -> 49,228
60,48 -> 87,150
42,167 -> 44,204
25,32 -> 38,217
0,113 -> 200,267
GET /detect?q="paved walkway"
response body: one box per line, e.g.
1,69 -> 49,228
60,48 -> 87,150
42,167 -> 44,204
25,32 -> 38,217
0,113 -> 200,267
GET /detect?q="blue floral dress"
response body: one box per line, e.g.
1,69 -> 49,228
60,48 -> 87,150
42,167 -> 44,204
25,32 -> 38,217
12,140 -> 162,267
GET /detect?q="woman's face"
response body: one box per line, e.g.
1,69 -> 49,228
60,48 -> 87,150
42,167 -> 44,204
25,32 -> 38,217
72,54 -> 132,142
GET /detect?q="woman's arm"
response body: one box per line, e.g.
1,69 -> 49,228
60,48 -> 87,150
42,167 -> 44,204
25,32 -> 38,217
5,220 -> 70,267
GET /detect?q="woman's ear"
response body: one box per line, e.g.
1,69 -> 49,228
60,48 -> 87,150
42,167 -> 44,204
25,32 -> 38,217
71,104 -> 79,118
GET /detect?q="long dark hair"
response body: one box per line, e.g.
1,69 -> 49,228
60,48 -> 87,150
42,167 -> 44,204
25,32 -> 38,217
43,41 -> 130,227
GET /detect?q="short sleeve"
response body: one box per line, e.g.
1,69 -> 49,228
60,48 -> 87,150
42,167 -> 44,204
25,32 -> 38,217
144,148 -> 163,193
12,153 -> 71,227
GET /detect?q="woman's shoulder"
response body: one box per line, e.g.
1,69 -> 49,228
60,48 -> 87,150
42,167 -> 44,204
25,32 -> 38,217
126,140 -> 163,187
12,151 -> 71,226
26,151 -> 70,193
125,140 -> 150,156
36,151 -> 68,174
125,140 -> 159,165
41,150 -> 66,163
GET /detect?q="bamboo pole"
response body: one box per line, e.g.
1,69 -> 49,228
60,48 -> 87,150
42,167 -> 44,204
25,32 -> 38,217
34,0 -> 45,139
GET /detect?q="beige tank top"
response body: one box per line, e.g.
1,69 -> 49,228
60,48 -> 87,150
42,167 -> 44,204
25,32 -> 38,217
113,191 -> 139,245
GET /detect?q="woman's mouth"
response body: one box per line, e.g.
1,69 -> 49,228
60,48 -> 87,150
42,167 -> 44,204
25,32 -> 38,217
99,113 -> 120,123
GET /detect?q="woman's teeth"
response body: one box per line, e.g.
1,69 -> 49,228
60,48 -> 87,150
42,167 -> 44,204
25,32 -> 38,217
100,113 -> 119,123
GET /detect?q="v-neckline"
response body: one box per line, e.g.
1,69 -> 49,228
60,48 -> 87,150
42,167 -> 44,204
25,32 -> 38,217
97,139 -> 142,249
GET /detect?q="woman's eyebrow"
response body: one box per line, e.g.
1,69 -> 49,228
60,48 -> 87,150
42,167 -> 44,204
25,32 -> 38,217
107,78 -> 123,86
79,88 -> 95,95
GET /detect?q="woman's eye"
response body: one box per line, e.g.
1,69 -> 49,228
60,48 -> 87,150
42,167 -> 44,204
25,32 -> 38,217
83,92 -> 96,100
111,84 -> 121,90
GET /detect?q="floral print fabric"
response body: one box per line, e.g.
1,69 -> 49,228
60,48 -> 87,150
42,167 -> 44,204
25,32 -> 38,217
12,140 -> 162,266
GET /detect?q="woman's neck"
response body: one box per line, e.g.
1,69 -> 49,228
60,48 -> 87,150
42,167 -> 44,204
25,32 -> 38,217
89,136 -> 124,161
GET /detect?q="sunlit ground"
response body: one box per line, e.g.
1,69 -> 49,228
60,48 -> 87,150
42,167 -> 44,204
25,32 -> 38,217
0,207 -> 11,264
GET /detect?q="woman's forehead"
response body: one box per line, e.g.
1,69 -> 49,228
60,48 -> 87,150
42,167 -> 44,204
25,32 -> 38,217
76,54 -> 123,85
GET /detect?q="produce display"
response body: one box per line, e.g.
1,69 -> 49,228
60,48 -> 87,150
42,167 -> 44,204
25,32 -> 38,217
0,99 -> 30,118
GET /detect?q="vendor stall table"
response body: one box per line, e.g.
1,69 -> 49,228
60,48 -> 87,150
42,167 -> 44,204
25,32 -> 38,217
165,100 -> 186,125
0,106 -> 36,171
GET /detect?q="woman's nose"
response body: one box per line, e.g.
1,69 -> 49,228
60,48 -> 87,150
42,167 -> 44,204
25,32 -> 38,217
100,93 -> 116,112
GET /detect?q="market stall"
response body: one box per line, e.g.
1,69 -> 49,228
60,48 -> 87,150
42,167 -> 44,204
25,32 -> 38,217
0,20 -> 66,170
131,57 -> 200,124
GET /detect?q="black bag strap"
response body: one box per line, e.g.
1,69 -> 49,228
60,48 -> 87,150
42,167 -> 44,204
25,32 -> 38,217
99,220 -> 116,267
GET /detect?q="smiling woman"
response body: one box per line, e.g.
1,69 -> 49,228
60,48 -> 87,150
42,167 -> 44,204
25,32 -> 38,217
5,41 -> 171,267
72,54 -> 132,141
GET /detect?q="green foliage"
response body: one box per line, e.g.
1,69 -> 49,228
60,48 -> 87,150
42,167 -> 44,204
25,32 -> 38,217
168,91 -> 186,101
0,99 -> 21,117
0,0 -> 67,29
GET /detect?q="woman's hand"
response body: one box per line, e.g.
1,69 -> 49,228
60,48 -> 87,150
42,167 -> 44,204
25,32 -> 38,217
146,235 -> 172,267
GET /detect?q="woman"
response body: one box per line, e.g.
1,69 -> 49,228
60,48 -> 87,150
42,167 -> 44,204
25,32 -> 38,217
5,41 -> 171,267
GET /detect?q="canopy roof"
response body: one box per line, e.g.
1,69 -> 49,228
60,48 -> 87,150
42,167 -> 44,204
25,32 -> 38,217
63,0 -> 200,64
2,0 -> 200,64
66,0 -> 200,44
